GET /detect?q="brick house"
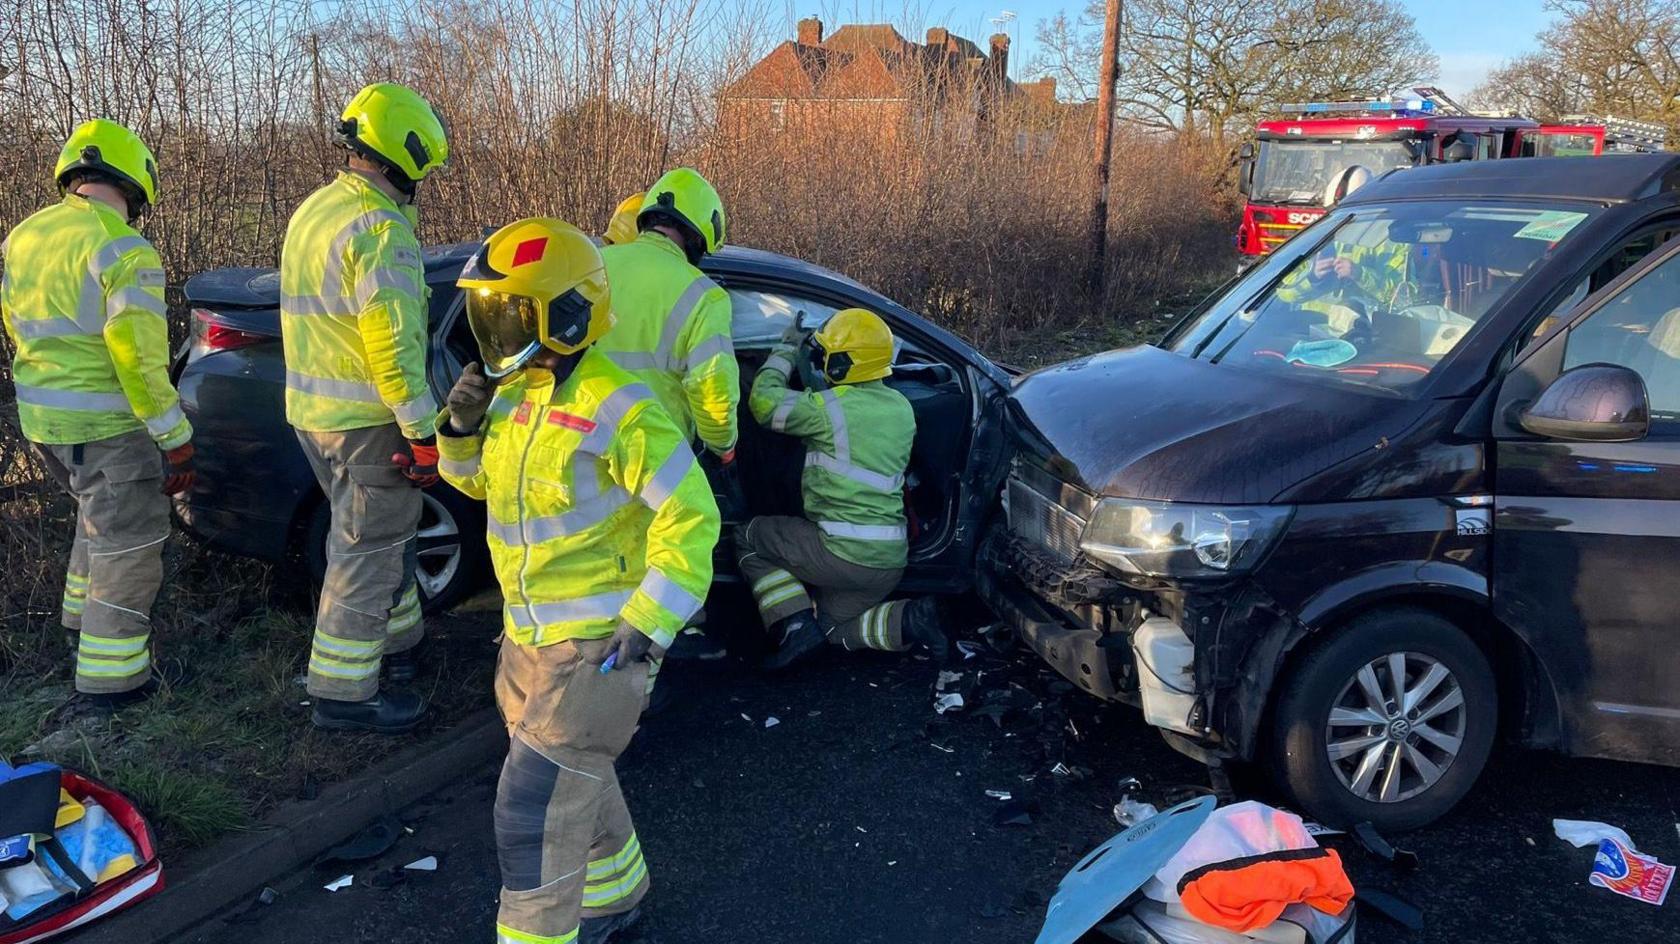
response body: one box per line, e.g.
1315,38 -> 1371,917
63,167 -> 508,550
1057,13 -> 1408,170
719,17 -> 1062,145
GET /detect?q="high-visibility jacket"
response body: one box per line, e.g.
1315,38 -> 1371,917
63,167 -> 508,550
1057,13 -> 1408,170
280,171 -> 436,439
598,232 -> 738,453
437,349 -> 719,649
1,195 -> 190,449
748,339 -> 913,569
1275,241 -> 1412,314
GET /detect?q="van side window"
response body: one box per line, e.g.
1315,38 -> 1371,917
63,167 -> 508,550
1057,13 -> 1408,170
1563,250 -> 1680,422
1525,226 -> 1680,349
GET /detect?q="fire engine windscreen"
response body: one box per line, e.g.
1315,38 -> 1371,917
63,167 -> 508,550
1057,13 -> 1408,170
1253,139 -> 1416,205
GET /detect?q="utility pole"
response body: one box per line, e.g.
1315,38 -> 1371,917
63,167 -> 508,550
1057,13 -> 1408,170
1087,0 -> 1122,295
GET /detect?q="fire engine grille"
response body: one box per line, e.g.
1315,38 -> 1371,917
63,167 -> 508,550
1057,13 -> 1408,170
1007,476 -> 1088,564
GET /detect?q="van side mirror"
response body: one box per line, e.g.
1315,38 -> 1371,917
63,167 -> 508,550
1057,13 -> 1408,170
1519,364 -> 1650,441
1236,142 -> 1255,196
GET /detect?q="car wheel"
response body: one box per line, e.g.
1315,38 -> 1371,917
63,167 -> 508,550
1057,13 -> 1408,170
1270,607 -> 1497,832
304,485 -> 486,616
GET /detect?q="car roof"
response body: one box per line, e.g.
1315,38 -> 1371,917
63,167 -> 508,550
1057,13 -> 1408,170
421,241 -> 870,291
1342,153 -> 1680,206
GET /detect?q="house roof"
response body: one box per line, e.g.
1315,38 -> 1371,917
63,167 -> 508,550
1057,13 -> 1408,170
724,20 -> 1020,102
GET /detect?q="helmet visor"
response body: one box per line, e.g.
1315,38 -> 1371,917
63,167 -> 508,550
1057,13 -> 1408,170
466,289 -> 542,378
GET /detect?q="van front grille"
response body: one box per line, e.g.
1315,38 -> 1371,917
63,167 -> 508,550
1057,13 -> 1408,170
1007,476 -> 1088,564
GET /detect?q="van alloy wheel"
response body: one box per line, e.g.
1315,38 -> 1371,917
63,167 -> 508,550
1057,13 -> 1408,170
1324,651 -> 1466,804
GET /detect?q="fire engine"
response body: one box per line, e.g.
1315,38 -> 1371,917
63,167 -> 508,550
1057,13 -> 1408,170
1523,115 -> 1668,157
1234,88 -> 1540,258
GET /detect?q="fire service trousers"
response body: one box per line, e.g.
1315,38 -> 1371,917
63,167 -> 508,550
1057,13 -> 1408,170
736,515 -> 909,651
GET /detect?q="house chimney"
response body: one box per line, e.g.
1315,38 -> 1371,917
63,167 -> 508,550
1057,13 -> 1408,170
989,33 -> 1010,78
926,27 -> 949,49
797,16 -> 823,45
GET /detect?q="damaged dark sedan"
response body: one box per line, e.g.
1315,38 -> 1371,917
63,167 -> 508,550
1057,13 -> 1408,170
982,154 -> 1680,829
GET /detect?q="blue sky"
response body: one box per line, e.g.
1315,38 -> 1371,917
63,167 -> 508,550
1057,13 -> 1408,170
784,1 -> 1555,98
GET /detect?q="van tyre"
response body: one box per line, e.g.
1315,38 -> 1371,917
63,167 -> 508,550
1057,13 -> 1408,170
1270,608 -> 1496,832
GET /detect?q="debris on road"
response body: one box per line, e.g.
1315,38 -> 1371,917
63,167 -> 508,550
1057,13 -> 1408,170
936,670 -> 963,691
1112,797 -> 1158,828
403,856 -> 438,872
763,716 -> 780,729
934,692 -> 965,714
318,815 -> 402,865
985,790 -> 1013,801
258,887 -> 278,906
956,641 -> 981,660
1554,818 -> 1636,850
323,875 -> 353,892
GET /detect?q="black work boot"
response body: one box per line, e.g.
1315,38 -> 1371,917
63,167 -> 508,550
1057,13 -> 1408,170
311,691 -> 427,734
900,596 -> 952,658
80,678 -> 158,711
761,612 -> 826,672
384,649 -> 419,684
580,905 -> 644,944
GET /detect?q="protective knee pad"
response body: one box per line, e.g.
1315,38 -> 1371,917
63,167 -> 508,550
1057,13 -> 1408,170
494,737 -> 562,892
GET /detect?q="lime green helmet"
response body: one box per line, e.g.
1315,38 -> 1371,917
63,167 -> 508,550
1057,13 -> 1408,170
339,83 -> 449,193
55,119 -> 159,210
639,168 -> 726,258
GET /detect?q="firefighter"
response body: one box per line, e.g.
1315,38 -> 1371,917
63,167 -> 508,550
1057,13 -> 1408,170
280,83 -> 448,733
597,169 -> 738,659
739,308 -> 948,670
1,120 -> 192,706
597,168 -> 738,456
437,218 -> 718,944
602,192 -> 644,246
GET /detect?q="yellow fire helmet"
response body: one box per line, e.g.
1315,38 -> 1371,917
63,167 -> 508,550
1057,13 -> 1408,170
55,119 -> 160,210
603,191 -> 645,245
639,168 -> 726,256
456,218 -> 613,378
811,308 -> 894,385
339,82 -> 449,193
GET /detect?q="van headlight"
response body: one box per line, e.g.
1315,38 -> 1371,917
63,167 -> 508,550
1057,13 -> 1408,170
1079,500 -> 1294,579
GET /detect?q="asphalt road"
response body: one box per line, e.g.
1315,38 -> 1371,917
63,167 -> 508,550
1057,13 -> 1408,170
181,614 -> 1680,944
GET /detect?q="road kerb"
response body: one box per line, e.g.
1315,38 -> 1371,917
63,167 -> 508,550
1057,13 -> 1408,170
72,707 -> 506,944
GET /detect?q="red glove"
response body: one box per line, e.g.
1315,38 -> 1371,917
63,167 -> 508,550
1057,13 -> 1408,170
162,442 -> 196,495
393,438 -> 440,488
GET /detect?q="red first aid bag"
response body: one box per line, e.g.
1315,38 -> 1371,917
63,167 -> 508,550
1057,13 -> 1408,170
0,770 -> 165,944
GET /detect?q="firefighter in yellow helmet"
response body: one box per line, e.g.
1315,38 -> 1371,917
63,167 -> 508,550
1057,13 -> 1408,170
2,120 -> 192,707
280,83 -> 449,733
437,218 -> 719,944
740,308 -> 949,669
602,192 -> 644,246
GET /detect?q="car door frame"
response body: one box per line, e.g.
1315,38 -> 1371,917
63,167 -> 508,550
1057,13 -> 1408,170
703,265 -> 1014,593
1490,232 -> 1680,766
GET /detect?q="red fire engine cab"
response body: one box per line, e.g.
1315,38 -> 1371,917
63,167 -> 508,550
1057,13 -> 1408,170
1522,115 -> 1668,157
1235,88 -> 1537,257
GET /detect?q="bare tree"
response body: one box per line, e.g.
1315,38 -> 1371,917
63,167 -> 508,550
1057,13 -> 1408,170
1029,0 -> 1436,152
1472,0 -> 1680,136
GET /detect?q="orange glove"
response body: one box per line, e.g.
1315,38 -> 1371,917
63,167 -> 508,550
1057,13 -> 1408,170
393,438 -> 440,488
161,442 -> 196,496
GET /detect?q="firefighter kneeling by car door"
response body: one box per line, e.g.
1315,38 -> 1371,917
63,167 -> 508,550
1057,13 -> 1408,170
740,309 -> 949,669
437,217 -> 718,944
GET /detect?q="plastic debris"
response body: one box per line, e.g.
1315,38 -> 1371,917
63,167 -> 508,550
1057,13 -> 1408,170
324,874 -> 353,892
764,716 -> 780,729
934,692 -> 965,714
1554,819 -> 1636,850
1590,838 -> 1673,906
404,856 -> 438,872
739,713 -> 752,723
258,887 -> 278,905
956,641 -> 981,660
887,860 -> 898,866
985,790 -> 1013,801
856,826 -> 868,834
936,670 -> 963,691
930,743 -> 955,754
1112,797 -> 1160,828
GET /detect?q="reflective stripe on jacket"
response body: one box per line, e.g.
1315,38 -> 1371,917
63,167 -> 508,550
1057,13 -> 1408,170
1,195 -> 190,448
437,350 -> 719,648
598,232 -> 738,452
747,340 -> 913,569
280,171 -> 436,438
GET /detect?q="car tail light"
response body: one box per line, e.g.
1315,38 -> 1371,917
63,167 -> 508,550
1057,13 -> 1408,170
191,308 -> 268,354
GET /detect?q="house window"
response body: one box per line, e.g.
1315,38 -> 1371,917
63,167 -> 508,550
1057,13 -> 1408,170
769,100 -> 785,131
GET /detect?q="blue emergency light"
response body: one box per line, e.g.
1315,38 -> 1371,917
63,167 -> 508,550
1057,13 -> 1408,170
1280,98 -> 1437,117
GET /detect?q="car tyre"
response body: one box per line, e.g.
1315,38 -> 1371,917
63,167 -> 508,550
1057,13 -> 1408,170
305,483 -> 487,616
1270,607 -> 1496,832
